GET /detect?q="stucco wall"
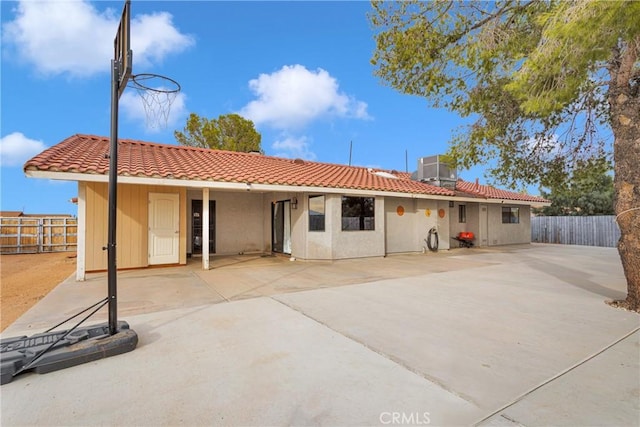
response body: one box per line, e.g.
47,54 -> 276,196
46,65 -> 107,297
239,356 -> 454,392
385,197 -> 418,254
330,195 -> 385,259
84,182 -> 186,271
487,204 -> 531,245
449,202 -> 480,247
303,193 -> 333,260
187,190 -> 265,256
82,182 -> 533,269
415,199 -> 440,252
385,197 -> 455,254
435,201 -> 451,250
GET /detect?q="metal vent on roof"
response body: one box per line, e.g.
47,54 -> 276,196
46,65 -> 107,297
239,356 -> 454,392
414,155 -> 457,189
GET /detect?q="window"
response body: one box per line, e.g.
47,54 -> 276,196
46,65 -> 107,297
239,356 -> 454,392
341,196 -> 375,231
309,195 -> 325,231
502,207 -> 520,224
458,205 -> 466,223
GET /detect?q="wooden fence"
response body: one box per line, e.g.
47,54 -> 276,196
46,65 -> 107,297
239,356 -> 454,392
0,217 -> 77,254
531,215 -> 620,248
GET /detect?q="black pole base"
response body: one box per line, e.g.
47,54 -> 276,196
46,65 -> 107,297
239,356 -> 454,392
1,321 -> 138,385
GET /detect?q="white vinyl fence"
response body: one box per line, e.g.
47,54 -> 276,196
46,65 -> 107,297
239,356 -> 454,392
531,215 -> 620,247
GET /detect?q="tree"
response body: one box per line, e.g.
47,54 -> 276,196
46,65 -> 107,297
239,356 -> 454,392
535,158 -> 615,216
370,1 -> 640,311
175,113 -> 263,153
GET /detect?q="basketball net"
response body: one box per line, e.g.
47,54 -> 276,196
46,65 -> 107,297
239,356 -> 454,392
129,73 -> 181,130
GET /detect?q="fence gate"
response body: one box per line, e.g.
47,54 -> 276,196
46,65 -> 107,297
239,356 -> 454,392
0,217 -> 77,254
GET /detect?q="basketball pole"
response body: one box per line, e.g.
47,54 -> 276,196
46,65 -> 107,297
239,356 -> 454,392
0,1 -> 136,385
107,57 -> 120,336
107,0 -> 130,337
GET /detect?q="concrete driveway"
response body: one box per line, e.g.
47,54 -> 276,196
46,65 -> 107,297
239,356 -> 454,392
2,244 -> 639,426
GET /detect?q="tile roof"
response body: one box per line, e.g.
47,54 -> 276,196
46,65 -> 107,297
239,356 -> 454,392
24,134 -> 454,196
24,134 -> 549,204
455,179 -> 549,204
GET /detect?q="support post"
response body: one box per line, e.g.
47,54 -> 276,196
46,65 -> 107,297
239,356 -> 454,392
203,188 -> 210,270
76,182 -> 86,281
107,59 -> 120,335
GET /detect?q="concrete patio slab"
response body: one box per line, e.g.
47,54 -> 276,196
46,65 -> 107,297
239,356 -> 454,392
478,330 -> 640,427
1,298 -> 483,426
1,244 -> 638,426
274,246 -> 639,413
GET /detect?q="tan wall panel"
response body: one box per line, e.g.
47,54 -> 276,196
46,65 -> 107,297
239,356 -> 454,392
85,182 -> 186,271
86,183 -> 108,271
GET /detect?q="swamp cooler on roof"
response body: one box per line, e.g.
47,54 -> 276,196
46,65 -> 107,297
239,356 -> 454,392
412,155 -> 458,190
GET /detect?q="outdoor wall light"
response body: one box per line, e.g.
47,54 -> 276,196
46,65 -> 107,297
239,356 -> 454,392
291,197 -> 298,209
449,201 -> 454,208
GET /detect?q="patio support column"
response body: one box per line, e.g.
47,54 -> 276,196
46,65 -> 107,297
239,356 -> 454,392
76,181 -> 86,281
203,187 -> 210,270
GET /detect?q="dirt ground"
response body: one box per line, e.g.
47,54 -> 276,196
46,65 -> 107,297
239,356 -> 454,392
1,252 -> 76,332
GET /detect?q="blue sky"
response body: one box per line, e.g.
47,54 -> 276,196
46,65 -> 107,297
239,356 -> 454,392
1,0 -> 485,216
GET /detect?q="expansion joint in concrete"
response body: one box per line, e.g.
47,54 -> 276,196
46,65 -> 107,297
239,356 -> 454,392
270,296 -> 480,408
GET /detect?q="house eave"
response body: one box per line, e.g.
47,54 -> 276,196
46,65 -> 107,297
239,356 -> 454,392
25,169 -> 548,206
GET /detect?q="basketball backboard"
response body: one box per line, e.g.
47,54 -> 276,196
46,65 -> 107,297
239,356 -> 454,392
114,0 -> 132,97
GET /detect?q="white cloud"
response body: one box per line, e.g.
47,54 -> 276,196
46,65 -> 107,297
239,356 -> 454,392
526,134 -> 562,157
240,64 -> 371,130
2,0 -> 194,77
120,89 -> 188,133
129,11 -> 195,70
272,135 -> 316,160
0,132 -> 47,167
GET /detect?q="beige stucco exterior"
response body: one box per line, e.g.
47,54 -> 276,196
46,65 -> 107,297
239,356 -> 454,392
384,197 -> 443,254
487,204 -> 531,246
450,202 -> 481,247
76,180 -> 536,280
186,190 -> 266,256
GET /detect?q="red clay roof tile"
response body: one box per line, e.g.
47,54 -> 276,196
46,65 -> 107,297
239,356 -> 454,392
24,134 -> 548,203
455,179 -> 549,203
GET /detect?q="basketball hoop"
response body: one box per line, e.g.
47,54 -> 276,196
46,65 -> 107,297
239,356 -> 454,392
129,73 -> 181,130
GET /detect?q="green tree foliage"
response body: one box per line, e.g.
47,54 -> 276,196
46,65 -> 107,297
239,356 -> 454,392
536,158 -> 614,216
370,0 -> 640,310
174,113 -> 263,153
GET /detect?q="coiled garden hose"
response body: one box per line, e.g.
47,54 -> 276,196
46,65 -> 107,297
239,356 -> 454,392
426,226 -> 439,252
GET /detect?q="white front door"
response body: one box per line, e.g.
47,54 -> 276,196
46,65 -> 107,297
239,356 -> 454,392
149,193 -> 180,265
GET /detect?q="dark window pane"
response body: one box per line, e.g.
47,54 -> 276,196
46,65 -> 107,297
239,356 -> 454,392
341,196 -> 375,231
459,205 -> 466,223
502,207 -> 519,224
309,195 -> 325,231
